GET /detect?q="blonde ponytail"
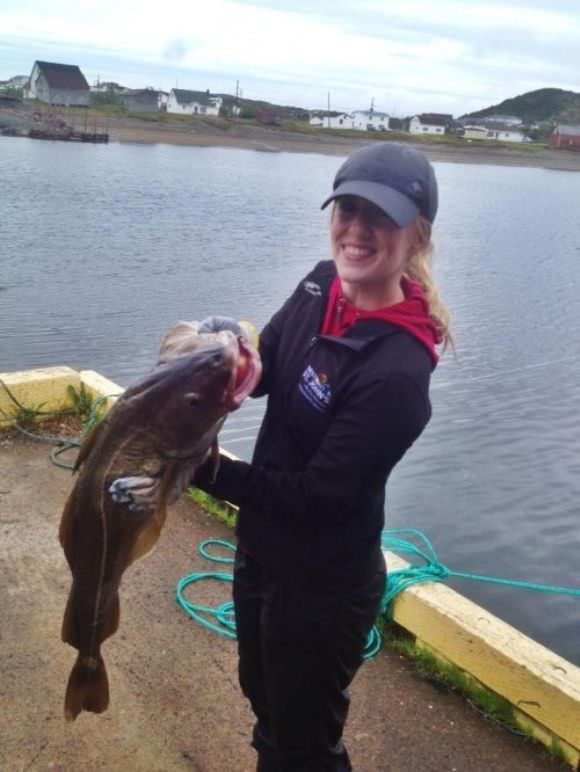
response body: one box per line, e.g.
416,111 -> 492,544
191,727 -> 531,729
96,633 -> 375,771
405,217 -> 454,353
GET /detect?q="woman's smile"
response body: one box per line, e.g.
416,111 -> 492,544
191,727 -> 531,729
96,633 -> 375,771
330,195 -> 418,308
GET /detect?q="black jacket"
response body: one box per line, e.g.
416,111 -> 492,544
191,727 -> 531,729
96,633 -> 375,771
198,260 -> 433,589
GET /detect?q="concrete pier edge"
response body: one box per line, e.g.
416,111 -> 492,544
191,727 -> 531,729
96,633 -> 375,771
2,365 -> 579,768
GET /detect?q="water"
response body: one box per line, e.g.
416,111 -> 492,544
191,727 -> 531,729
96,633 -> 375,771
2,137 -> 580,665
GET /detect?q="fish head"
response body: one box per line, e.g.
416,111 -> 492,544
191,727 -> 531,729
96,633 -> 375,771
124,330 -> 261,457
157,321 -> 262,409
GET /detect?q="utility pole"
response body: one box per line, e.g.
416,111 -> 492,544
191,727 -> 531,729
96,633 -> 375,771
327,92 -> 331,128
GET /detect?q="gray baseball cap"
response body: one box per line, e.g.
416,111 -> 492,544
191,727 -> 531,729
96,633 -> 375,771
321,142 -> 438,227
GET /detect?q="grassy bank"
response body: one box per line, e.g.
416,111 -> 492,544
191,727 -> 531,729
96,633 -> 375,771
3,101 -> 580,170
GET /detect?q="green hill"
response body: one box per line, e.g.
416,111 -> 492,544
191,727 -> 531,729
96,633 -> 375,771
462,88 -> 580,124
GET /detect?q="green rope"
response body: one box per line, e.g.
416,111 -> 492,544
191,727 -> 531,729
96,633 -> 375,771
177,539 -> 389,660
177,530 -> 580,662
0,378 -> 113,470
176,540 -> 237,639
380,528 -> 580,611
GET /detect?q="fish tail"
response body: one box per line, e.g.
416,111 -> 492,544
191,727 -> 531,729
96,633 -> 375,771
64,654 -> 109,721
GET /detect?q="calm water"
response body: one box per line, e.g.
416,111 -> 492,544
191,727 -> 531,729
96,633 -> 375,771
2,137 -> 580,664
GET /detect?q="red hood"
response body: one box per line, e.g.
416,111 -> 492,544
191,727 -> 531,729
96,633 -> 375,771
321,276 -> 440,367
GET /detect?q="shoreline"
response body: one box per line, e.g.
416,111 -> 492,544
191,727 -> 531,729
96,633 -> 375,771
106,120 -> 580,172
3,103 -> 580,171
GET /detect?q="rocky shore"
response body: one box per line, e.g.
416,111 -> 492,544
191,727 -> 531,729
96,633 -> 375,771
3,101 -> 580,171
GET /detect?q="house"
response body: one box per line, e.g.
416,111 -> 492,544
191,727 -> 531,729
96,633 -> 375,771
351,110 -> 390,132
309,111 -> 353,129
462,125 -> 488,140
0,74 -> 29,90
119,88 -> 160,113
26,61 -> 90,107
482,121 -> 527,142
409,113 -> 452,135
91,80 -> 125,94
388,117 -> 407,132
550,124 -> 580,150
206,94 -> 240,117
462,122 -> 527,143
166,89 -> 222,116
256,108 -> 282,125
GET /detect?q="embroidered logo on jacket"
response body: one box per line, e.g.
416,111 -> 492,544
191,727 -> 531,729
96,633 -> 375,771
303,280 -> 321,296
299,365 -> 332,412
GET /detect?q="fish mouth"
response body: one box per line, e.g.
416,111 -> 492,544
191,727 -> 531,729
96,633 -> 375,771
229,336 -> 262,409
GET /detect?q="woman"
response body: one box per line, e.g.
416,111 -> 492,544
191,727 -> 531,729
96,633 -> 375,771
112,141 -> 449,768
194,142 -> 452,770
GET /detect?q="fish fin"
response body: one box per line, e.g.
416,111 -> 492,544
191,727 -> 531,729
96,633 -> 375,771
127,505 -> 168,566
61,591 -> 78,647
62,590 -> 119,649
73,419 -> 108,473
64,654 -> 109,721
126,462 -> 177,566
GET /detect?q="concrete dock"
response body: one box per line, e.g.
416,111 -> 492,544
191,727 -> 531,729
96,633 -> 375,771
0,431 -> 565,771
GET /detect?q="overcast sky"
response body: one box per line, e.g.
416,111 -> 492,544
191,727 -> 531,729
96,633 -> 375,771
1,0 -> 579,116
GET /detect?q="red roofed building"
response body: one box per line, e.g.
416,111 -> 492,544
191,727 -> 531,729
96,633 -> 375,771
26,61 -> 90,107
550,124 -> 580,151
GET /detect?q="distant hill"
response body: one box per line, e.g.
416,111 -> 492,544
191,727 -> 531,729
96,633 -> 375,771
462,88 -> 580,125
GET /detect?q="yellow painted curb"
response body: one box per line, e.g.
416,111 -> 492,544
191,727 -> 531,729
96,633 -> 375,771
387,551 -> 580,767
0,367 -> 81,428
79,369 -> 124,411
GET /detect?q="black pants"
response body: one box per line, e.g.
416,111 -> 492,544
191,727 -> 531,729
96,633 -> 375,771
233,548 -> 385,772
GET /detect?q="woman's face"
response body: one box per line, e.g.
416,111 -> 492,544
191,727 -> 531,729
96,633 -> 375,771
330,196 -> 420,303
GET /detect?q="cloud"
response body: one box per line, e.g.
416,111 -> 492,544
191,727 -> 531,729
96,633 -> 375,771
0,0 -> 578,115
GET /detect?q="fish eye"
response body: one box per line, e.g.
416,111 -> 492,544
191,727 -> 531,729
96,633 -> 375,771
184,392 -> 201,408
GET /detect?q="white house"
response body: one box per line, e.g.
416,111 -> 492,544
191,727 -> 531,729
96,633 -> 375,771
309,112 -> 352,129
462,126 -> 488,140
167,89 -> 222,116
409,113 -> 451,135
463,122 -> 526,143
351,110 -> 390,131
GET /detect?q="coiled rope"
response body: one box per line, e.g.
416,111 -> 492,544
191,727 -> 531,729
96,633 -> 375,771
177,530 -> 580,661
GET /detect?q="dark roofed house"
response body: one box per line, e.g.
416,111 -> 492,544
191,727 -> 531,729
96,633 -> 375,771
166,88 -> 222,116
119,88 -> 160,113
409,113 -> 453,135
550,124 -> 580,151
26,61 -> 90,107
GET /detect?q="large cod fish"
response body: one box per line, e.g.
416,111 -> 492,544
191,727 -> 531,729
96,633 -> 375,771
59,321 -> 261,721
